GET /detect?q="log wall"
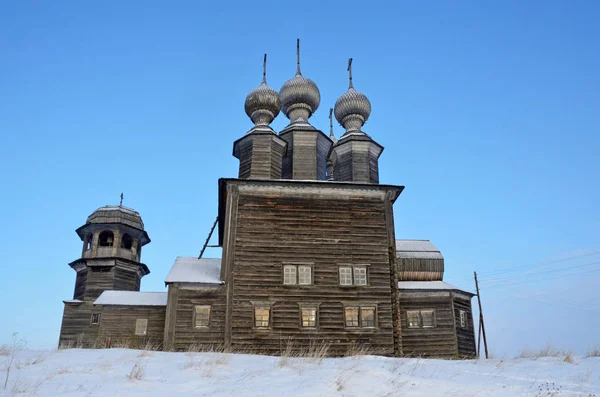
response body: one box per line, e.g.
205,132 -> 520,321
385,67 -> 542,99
221,182 -> 400,356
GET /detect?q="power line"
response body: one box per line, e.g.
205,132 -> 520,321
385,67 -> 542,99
445,250 -> 600,284
480,261 -> 600,286
479,267 -> 600,290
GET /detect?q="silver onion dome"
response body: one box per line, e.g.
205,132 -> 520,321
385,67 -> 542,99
279,39 -> 320,122
244,54 -> 281,126
334,58 -> 371,133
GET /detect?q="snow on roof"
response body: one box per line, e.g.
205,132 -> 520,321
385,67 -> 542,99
165,257 -> 222,284
396,240 -> 443,259
63,299 -> 83,304
398,281 -> 474,294
94,291 -> 167,306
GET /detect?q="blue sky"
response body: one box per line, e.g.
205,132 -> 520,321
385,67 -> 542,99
1,1 -> 598,355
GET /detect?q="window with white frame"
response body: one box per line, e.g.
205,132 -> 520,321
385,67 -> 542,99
407,309 -> 436,328
194,305 -> 211,327
301,307 -> 317,327
283,264 -> 312,285
344,306 -> 376,328
254,306 -> 271,328
135,319 -> 148,336
459,310 -> 467,328
91,313 -> 101,325
339,266 -> 368,286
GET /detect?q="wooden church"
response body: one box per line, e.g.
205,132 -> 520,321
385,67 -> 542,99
59,43 -> 477,358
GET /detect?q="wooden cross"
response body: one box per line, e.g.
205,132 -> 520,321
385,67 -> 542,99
120,193 -> 124,207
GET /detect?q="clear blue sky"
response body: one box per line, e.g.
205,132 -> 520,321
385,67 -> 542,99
1,1 -> 598,355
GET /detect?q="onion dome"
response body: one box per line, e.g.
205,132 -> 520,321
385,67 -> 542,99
279,39 -> 320,123
244,54 -> 281,126
334,58 -> 371,133
86,205 -> 145,231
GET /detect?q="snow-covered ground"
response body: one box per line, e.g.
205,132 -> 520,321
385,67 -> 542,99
1,348 -> 599,396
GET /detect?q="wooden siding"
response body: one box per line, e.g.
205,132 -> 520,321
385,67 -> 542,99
453,294 -> 476,358
332,140 -> 381,184
169,285 -> 227,351
399,291 -> 458,358
280,130 -> 332,181
97,305 -> 166,348
59,302 -> 101,347
224,183 -> 397,356
73,269 -> 87,300
397,258 -> 444,281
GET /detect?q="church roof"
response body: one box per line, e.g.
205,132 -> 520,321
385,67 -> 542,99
165,257 -> 222,285
398,281 -> 475,296
93,291 -> 167,306
87,205 -> 145,230
396,239 -> 443,259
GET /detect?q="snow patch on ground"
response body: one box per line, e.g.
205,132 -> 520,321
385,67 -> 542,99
1,349 -> 599,396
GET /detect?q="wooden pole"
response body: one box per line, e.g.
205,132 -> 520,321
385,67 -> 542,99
477,319 -> 482,358
199,217 -> 219,259
474,271 -> 489,359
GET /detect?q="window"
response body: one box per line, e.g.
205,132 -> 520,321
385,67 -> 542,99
407,309 -> 436,328
345,306 -> 376,328
421,310 -> 434,328
135,319 -> 148,336
98,231 -> 114,247
121,233 -> 133,250
339,266 -> 368,286
283,265 -> 312,285
459,310 -> 467,328
254,306 -> 271,328
91,313 -> 101,325
301,307 -> 317,328
85,234 -> 93,250
360,307 -> 375,327
407,311 -> 420,328
339,267 -> 353,285
194,305 -> 211,327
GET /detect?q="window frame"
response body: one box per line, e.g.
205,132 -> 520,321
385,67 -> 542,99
344,304 -> 377,329
338,265 -> 370,286
459,310 -> 467,328
406,309 -> 437,329
253,305 -> 271,329
282,263 -> 313,286
135,318 -> 148,336
300,307 -> 318,328
193,305 -> 211,328
90,313 -> 101,325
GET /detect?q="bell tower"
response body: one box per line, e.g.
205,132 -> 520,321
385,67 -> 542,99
70,204 -> 151,301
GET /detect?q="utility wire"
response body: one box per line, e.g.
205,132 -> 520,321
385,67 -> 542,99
445,250 -> 600,284
480,261 -> 600,286
479,267 -> 600,290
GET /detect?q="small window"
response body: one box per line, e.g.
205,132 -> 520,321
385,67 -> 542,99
86,234 -> 93,250
407,311 -> 420,328
344,307 -> 359,327
360,307 -> 375,328
459,310 -> 467,328
135,319 -> 148,336
345,305 -> 376,328
339,267 -> 353,285
121,233 -> 133,250
407,309 -> 436,328
283,265 -> 297,285
421,310 -> 435,328
301,307 -> 317,327
98,231 -> 114,247
91,313 -> 101,325
254,306 -> 270,328
354,267 -> 367,286
339,266 -> 368,286
283,264 -> 312,285
298,266 -> 311,285
194,305 -> 211,327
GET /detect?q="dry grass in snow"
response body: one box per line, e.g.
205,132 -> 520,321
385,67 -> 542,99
0,348 -> 599,396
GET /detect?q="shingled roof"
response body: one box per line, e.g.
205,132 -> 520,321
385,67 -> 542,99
395,240 -> 443,260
